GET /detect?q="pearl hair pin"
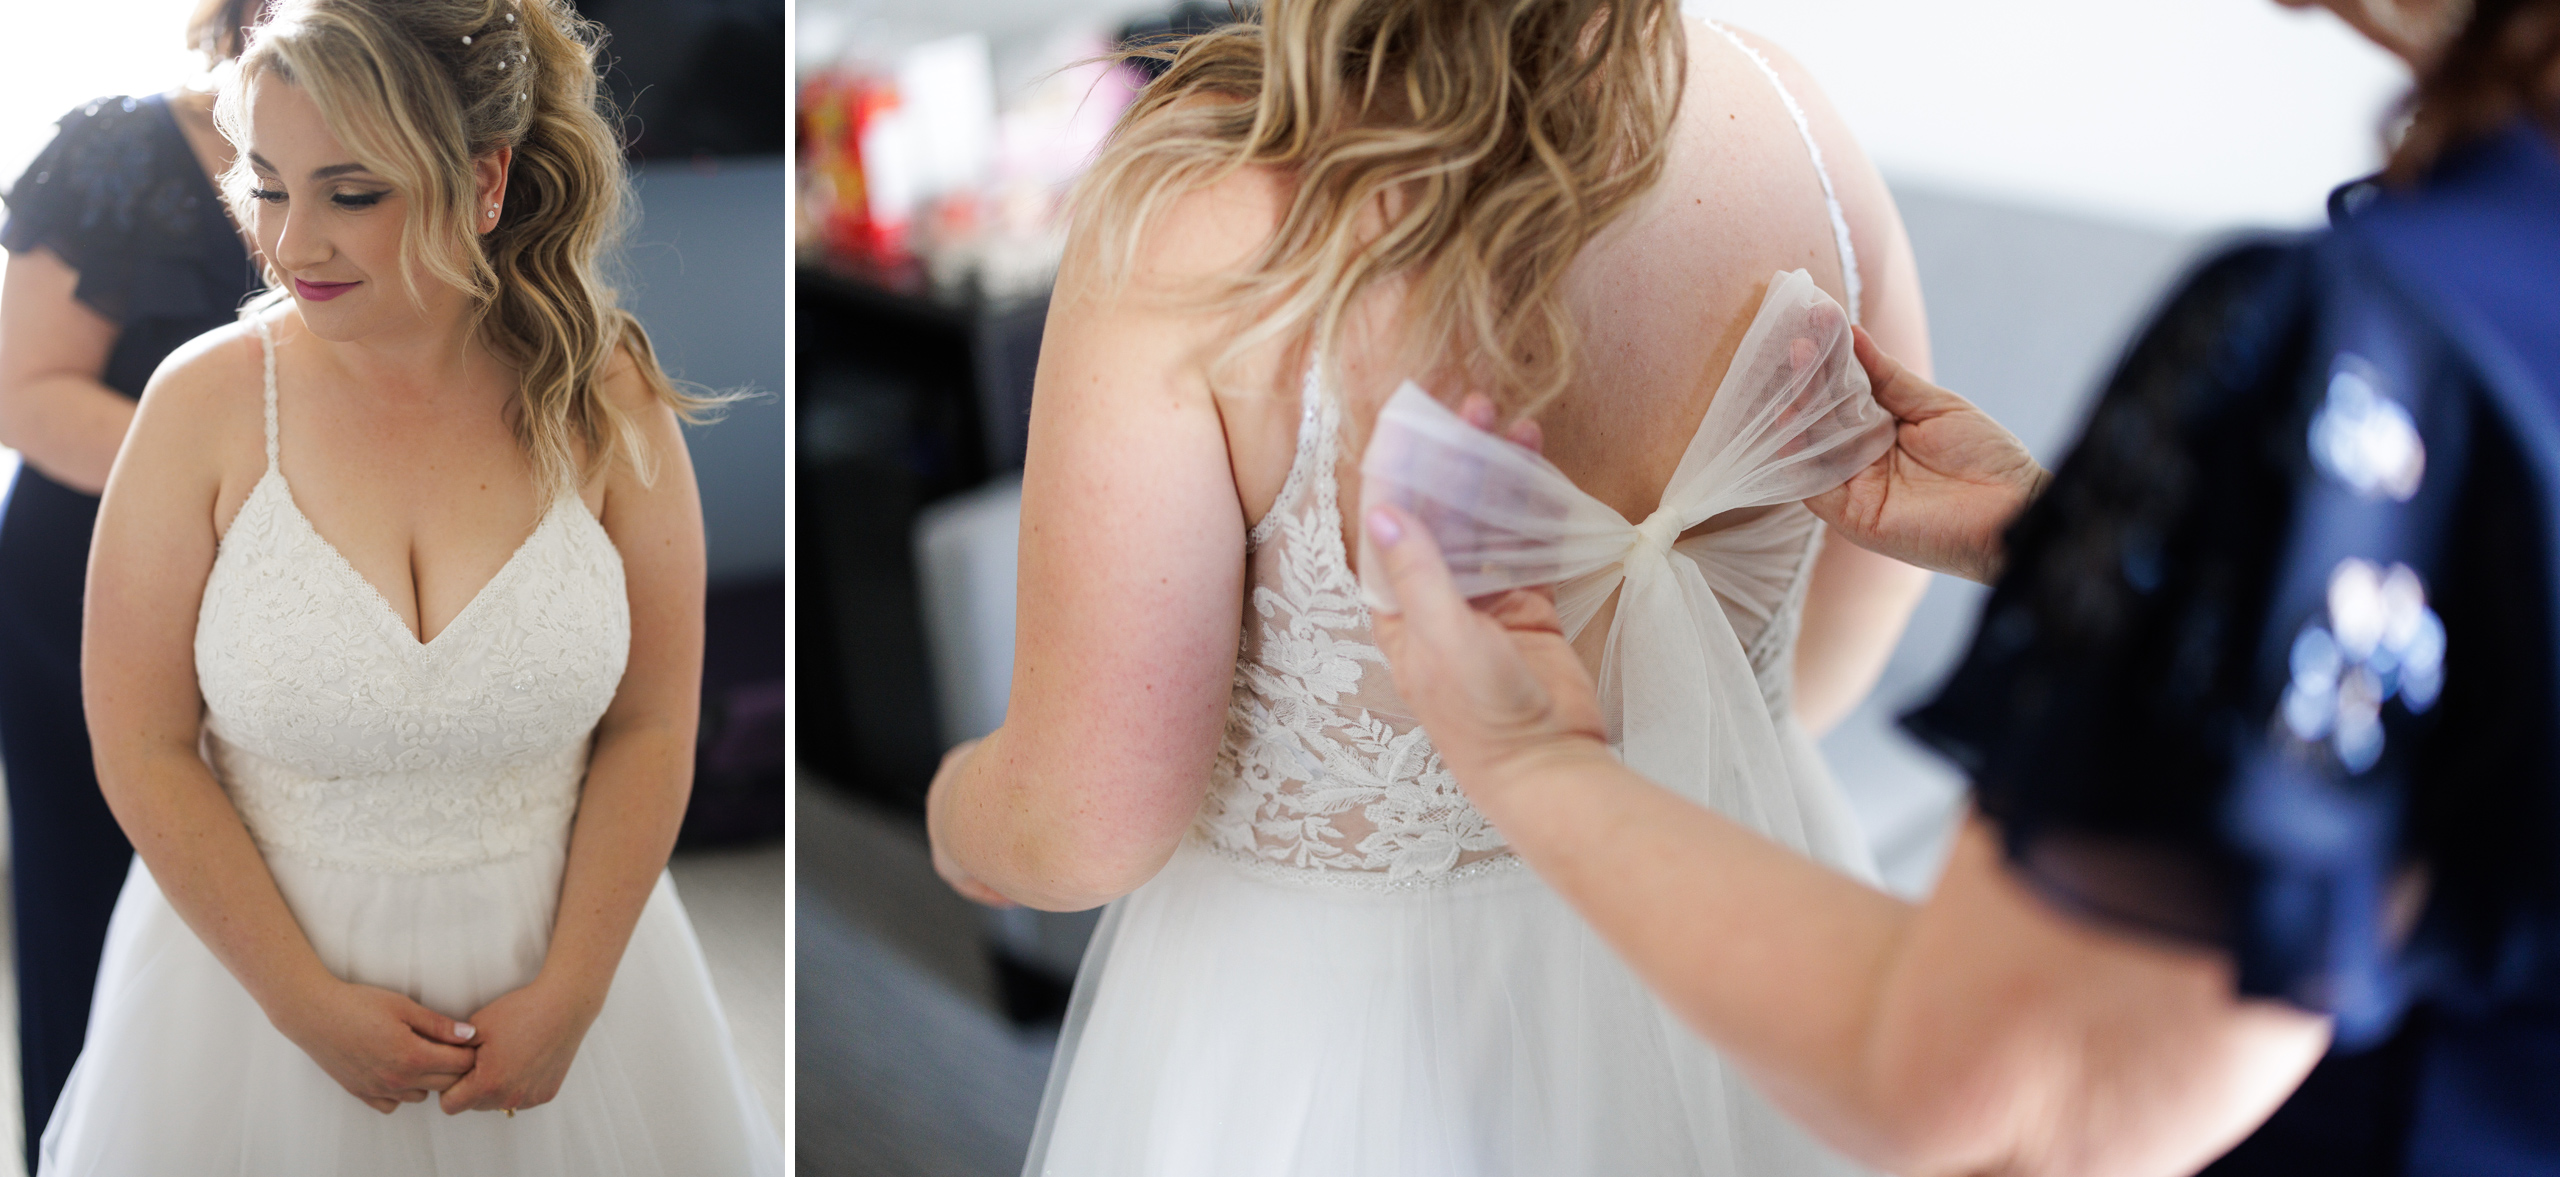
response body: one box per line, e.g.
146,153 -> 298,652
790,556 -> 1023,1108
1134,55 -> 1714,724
462,35 -> 473,44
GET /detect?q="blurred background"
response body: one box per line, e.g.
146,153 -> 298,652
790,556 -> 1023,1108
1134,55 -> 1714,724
0,0 -> 786,1165
793,2 -> 2413,1176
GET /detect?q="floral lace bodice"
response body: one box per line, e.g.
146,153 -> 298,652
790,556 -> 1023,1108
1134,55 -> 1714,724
193,317 -> 629,874
1193,369 -> 1827,888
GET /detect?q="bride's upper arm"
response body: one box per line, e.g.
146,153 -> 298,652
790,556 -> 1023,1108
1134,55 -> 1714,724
594,349 -> 707,741
83,325 -> 262,774
994,167 -> 1282,877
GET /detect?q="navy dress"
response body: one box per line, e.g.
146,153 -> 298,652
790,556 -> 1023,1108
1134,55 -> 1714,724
1907,116 -> 2560,1175
0,94 -> 257,1164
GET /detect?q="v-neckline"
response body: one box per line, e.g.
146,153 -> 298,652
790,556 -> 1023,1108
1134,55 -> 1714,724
256,468 -> 566,650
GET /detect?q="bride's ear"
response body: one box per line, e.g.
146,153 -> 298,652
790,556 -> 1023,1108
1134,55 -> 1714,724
472,147 -> 513,235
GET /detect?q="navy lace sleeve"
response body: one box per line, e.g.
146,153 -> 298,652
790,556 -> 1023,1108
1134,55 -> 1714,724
1904,230 -> 2560,1048
1,95 -> 249,329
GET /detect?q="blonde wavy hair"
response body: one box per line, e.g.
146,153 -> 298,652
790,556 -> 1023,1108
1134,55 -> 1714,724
217,0 -> 721,496
1078,0 -> 1684,416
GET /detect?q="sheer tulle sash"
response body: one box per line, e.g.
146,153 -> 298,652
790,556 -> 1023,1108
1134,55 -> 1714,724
1356,269 -> 1892,856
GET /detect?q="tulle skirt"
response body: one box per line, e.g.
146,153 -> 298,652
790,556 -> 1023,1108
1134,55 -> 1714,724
1025,841 -> 1873,1177
38,847 -> 780,1176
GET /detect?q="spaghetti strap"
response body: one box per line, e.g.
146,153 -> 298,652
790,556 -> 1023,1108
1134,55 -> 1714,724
251,314 -> 280,473
1701,20 -> 1863,326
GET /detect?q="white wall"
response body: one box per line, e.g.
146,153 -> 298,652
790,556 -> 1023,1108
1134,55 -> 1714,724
1697,0 -> 2408,231
1,0 -> 205,187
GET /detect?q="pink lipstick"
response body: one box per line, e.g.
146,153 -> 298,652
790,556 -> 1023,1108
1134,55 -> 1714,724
294,277 -> 360,302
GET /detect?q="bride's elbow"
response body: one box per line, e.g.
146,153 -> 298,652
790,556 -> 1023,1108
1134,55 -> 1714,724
985,822 -> 1183,912
956,788 -> 1191,913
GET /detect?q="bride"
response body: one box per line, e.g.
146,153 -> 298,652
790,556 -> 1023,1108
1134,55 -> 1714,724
926,1 -> 1934,1173
56,0 -> 778,1171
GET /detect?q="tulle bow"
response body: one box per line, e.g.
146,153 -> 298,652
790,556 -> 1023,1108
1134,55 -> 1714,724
1357,270 -> 1893,862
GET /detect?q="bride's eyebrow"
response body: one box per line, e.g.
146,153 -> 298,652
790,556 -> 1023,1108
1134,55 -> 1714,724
243,153 -> 379,183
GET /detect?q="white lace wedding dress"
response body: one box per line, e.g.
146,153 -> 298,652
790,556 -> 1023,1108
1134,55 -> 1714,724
37,316 -> 780,1176
1025,25 -> 1893,1177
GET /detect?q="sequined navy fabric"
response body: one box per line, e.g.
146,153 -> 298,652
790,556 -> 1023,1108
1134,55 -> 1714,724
2,95 -> 255,328
1906,117 -> 2560,1176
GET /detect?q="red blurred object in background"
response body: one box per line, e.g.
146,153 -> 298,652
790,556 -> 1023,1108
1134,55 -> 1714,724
799,70 -> 908,263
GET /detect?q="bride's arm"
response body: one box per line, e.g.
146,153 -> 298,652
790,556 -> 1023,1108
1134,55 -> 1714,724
924,172 -> 1284,913
439,350 -> 704,1115
84,327 -> 482,1114
1716,26 -> 1936,735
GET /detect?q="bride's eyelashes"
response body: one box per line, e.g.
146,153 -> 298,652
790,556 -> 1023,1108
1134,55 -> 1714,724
242,186 -> 390,210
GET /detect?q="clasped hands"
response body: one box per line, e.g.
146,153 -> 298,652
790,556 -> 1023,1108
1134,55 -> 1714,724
271,968 -> 601,1116
1370,329 -> 2046,799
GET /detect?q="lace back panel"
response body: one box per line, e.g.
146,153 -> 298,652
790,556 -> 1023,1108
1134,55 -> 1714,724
1197,370 -> 1509,885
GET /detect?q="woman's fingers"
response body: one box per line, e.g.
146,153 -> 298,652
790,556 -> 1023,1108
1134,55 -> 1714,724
1478,587 -> 1566,638
364,1095 -> 399,1115
1363,505 -> 1466,634
1850,326 -> 1904,410
397,1000 -> 480,1048
440,1067 -> 492,1113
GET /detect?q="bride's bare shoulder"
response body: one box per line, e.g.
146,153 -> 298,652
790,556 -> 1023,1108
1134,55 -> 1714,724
1059,94 -> 1290,302
137,317 -> 266,440
124,316 -> 271,496
144,316 -> 264,407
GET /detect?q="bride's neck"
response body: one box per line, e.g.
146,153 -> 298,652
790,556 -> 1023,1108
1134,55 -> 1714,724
293,304 -> 508,404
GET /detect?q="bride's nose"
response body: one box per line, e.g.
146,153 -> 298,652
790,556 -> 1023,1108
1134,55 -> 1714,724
269,206 -> 331,272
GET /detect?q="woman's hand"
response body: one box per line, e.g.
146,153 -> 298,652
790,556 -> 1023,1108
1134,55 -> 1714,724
1364,392 -> 1602,804
927,738 -> 1017,908
437,975 -> 606,1115
269,977 -> 481,1114
1808,327 -> 2049,584
1365,505 -> 1612,807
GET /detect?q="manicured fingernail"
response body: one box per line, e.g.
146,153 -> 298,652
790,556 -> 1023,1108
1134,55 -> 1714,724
454,1022 -> 476,1040
1367,508 -> 1402,547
